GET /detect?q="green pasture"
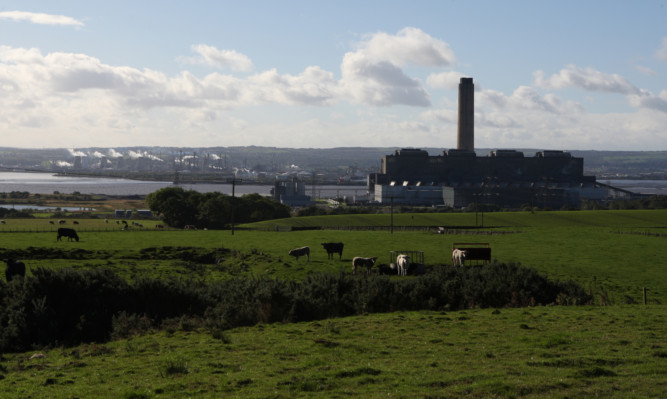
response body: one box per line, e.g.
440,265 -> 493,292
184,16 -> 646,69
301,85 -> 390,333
246,208 -> 667,229
0,218 -> 166,232
1,209 -> 666,304
1,306 -> 664,398
2,209 -> 666,397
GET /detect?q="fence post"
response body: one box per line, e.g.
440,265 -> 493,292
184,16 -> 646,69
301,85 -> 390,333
643,287 -> 647,305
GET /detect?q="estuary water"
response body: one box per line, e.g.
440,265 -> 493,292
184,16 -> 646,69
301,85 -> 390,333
0,172 -> 664,197
0,172 -> 369,199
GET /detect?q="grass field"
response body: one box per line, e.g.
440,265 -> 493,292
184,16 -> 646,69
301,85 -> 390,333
1,209 -> 666,397
1,306 -> 664,398
2,210 -> 665,303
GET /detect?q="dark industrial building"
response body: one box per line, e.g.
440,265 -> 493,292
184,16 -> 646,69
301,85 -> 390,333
368,78 -> 636,208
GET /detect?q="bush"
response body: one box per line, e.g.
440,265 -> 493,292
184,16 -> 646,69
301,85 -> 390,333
0,262 -> 591,352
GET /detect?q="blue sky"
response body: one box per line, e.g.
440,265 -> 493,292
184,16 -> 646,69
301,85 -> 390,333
1,1 -> 666,150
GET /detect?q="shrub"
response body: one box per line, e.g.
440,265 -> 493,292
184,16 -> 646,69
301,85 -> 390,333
0,262 -> 590,352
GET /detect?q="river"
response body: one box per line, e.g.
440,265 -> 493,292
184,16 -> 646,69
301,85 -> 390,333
0,172 -> 665,198
0,171 -> 369,199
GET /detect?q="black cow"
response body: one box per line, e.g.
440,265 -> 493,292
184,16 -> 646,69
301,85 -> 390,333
377,263 -> 397,275
289,246 -> 310,262
57,227 -> 79,242
321,242 -> 344,260
5,259 -> 26,281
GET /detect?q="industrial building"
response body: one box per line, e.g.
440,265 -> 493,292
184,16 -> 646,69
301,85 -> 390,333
271,177 -> 312,207
368,78 -> 637,208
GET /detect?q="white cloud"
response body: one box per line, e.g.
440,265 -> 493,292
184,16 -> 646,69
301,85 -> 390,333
186,44 -> 253,72
340,53 -> 430,106
655,37 -> 667,63
357,27 -> 456,67
426,71 -> 466,90
627,89 -> 667,113
2,25 -> 664,151
534,65 -> 640,95
339,27 -> 456,107
478,86 -> 583,115
246,66 -> 337,106
421,108 -> 456,124
533,64 -> 667,114
636,65 -> 656,76
0,11 -> 84,27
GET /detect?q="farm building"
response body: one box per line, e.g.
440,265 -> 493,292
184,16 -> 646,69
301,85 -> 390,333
368,78 -> 639,208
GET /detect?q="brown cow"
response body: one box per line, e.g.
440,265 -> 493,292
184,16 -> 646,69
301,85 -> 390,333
289,246 -> 310,262
352,257 -> 377,274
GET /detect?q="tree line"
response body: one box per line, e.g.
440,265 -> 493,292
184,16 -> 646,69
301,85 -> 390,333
145,187 -> 291,229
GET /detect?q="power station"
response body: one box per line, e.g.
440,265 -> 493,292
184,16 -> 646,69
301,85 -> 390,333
368,77 -> 636,208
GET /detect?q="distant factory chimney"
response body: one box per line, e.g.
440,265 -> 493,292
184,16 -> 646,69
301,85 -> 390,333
457,77 -> 474,151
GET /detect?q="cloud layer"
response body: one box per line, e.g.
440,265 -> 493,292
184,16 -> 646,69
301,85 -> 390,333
0,14 -> 665,151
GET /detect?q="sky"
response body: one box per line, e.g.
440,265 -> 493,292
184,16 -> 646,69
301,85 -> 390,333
1,1 -> 667,151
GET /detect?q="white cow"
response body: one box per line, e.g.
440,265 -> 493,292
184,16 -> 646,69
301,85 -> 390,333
452,249 -> 468,266
396,254 -> 410,276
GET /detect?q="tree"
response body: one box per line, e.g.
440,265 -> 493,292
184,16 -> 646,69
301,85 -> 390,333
146,188 -> 292,229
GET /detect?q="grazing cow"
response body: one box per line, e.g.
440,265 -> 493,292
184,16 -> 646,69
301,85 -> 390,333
4,259 -> 26,281
58,219 -> 66,224
105,218 -> 109,223
49,221 -> 55,225
452,249 -> 467,266
0,220 -> 5,224
57,227 -> 79,242
396,254 -> 410,276
352,257 -> 377,274
377,263 -> 397,275
321,242 -> 344,260
155,224 -> 164,229
73,221 -> 79,225
289,246 -> 310,262
184,225 -> 197,230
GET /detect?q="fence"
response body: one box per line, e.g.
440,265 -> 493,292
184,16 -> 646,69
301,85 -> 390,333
388,250 -> 424,265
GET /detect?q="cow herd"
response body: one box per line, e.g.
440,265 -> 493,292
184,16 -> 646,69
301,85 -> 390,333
286,242 -> 425,276
4,222 -> 478,281
285,241 -> 476,276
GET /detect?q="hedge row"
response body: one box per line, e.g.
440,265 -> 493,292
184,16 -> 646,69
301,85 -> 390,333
0,263 -> 590,352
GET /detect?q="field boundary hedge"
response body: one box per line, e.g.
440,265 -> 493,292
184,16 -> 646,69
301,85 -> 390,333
0,263 -> 591,352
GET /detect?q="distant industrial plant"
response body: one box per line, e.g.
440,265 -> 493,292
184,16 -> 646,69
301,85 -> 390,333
368,78 -> 641,208
0,77 -> 663,208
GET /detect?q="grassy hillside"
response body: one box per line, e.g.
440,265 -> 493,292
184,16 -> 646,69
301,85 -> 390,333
1,209 -> 665,397
1,306 -> 664,398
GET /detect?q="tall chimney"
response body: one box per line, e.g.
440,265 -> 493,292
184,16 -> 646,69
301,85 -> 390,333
457,77 -> 474,151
